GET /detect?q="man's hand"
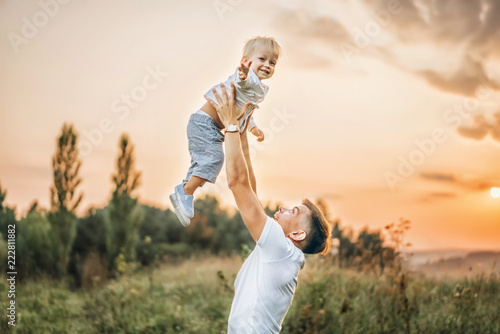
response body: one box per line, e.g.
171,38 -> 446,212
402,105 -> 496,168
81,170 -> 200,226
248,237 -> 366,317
208,82 -> 253,128
238,61 -> 252,80
250,127 -> 265,142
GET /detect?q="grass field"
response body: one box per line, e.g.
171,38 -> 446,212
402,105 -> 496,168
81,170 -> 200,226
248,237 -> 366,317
1,256 -> 499,333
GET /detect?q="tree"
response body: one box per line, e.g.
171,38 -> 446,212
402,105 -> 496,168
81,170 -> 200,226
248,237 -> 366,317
355,227 -> 386,270
47,123 -> 83,277
334,222 -> 357,268
0,182 -> 16,276
0,182 -> 7,212
315,198 -> 332,222
50,123 -> 83,213
0,182 -> 17,241
106,134 -> 143,274
69,207 -> 108,288
16,211 -> 54,281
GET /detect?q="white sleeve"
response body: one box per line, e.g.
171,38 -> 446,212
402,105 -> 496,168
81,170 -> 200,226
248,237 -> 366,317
236,76 -> 250,89
247,116 -> 257,131
258,217 -> 293,262
236,68 -> 260,90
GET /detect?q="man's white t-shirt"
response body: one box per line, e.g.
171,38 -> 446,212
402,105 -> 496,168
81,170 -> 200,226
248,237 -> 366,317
228,216 -> 305,333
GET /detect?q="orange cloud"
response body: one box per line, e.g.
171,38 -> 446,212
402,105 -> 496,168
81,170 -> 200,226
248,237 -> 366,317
419,191 -> 457,203
458,112 -> 500,141
420,172 -> 493,191
416,57 -> 499,97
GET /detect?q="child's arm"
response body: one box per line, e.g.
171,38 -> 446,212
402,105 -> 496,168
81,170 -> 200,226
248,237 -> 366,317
248,117 -> 257,131
250,127 -> 265,142
237,61 -> 259,89
248,117 -> 265,142
237,62 -> 265,142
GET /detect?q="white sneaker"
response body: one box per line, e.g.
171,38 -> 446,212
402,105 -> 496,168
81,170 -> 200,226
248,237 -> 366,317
170,192 -> 191,227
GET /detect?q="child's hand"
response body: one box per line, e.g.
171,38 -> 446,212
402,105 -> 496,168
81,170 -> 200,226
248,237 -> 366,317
250,126 -> 265,142
238,61 -> 252,80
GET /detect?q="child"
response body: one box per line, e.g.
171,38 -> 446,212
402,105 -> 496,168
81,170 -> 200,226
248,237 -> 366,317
170,36 -> 281,226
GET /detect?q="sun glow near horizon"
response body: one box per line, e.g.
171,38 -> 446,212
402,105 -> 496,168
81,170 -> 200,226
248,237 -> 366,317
491,187 -> 500,199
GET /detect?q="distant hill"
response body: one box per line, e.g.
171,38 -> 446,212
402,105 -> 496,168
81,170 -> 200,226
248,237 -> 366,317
407,250 -> 500,277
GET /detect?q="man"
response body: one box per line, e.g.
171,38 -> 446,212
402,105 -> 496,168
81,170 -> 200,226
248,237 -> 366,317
208,82 -> 331,334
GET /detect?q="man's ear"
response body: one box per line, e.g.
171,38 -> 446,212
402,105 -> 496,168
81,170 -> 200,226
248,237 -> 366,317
289,229 -> 306,242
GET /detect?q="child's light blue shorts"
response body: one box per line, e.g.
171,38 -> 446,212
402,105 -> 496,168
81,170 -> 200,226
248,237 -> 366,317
183,111 -> 224,184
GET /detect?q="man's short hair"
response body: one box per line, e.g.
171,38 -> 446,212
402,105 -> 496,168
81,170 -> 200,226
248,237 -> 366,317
243,36 -> 281,60
301,199 -> 331,255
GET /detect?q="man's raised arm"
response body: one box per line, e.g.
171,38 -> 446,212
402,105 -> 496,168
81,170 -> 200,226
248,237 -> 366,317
207,83 -> 267,242
240,129 -> 257,194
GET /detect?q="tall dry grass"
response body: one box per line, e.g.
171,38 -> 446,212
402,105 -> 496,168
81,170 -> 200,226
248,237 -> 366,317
1,256 -> 498,333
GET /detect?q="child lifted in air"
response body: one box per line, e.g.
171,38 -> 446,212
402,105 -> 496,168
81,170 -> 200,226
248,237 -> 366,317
170,36 -> 281,226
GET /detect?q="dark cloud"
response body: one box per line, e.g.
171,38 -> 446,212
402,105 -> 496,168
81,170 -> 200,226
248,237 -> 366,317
273,10 -> 350,42
471,0 -> 500,56
374,49 -> 499,97
367,0 -> 493,46
416,56 -> 498,97
360,0 -> 500,96
458,112 -> 500,141
419,191 -> 457,202
363,0 -> 426,41
272,9 -> 352,67
420,171 -> 492,190
457,114 -> 490,140
424,0 -> 482,44
428,192 -> 457,198
420,172 -> 456,182
492,114 -> 500,141
273,1 -> 500,94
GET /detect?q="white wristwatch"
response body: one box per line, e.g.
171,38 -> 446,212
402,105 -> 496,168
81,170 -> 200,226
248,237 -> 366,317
226,124 -> 239,133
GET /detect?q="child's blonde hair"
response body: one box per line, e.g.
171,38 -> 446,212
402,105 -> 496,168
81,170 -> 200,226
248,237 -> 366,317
243,36 -> 281,60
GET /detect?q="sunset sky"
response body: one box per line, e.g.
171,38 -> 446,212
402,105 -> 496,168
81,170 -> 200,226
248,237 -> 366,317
1,0 -> 499,250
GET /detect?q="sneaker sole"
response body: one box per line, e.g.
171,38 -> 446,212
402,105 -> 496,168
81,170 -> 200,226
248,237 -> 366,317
170,193 -> 190,227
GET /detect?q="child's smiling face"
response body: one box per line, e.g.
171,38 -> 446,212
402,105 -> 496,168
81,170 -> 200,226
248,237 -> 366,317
244,50 -> 278,81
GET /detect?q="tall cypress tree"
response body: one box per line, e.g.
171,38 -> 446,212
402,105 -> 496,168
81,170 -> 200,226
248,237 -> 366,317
50,123 -> 83,213
106,134 -> 143,274
48,123 -> 83,277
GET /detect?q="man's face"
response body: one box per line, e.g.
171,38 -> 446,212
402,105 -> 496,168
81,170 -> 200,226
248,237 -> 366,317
274,204 -> 310,236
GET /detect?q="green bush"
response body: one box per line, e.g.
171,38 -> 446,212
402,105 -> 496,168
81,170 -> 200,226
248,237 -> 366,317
16,212 -> 55,280
139,206 -> 183,244
47,210 -> 78,278
0,234 -> 7,274
0,205 -> 16,242
68,208 -> 108,287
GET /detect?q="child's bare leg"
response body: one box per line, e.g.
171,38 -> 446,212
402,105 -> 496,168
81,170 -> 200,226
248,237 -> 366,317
184,176 -> 206,195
